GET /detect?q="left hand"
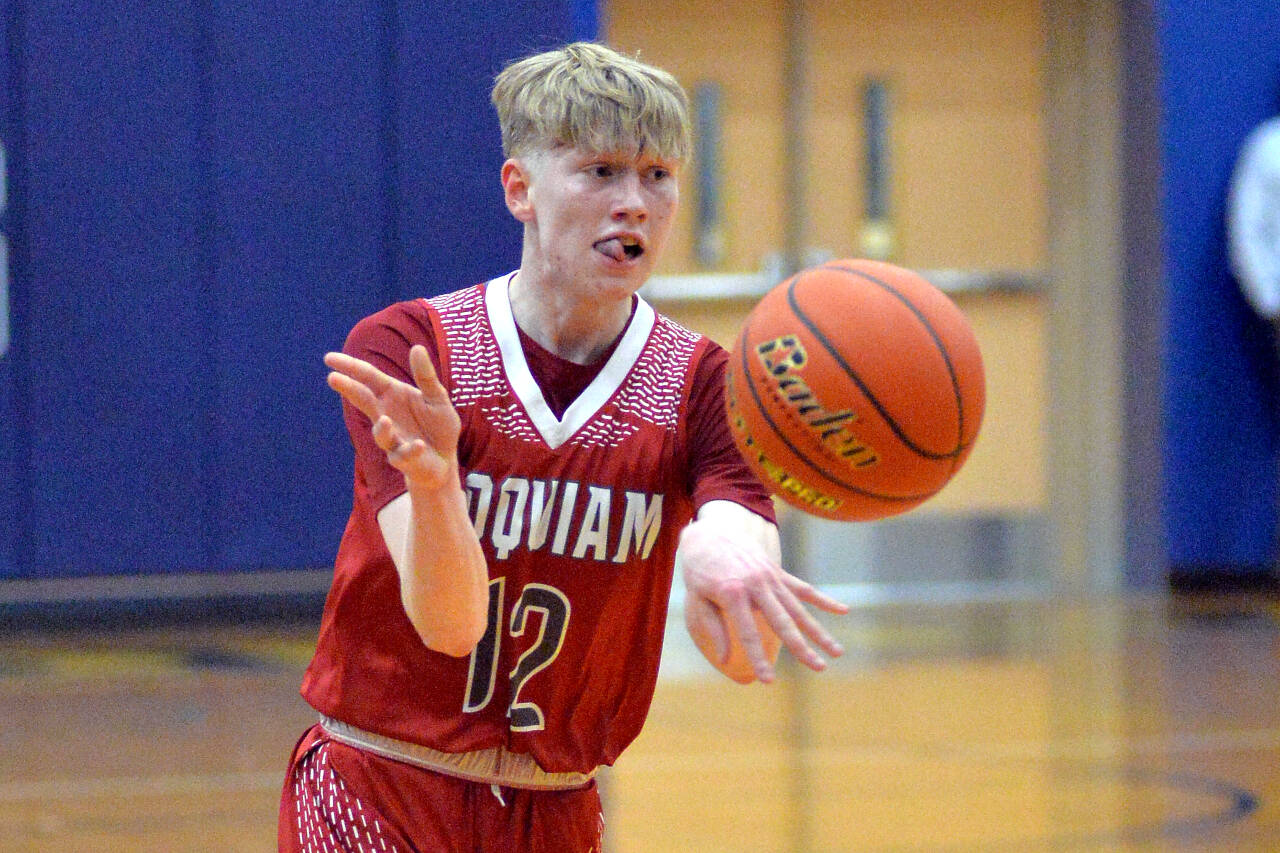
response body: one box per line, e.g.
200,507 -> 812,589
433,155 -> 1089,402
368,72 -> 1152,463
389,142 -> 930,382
679,501 -> 848,683
324,345 -> 461,490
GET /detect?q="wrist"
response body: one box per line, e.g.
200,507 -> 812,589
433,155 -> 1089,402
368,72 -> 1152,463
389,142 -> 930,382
403,463 -> 462,500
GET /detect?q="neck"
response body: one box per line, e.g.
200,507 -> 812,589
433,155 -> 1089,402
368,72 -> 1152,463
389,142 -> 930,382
507,270 -> 634,365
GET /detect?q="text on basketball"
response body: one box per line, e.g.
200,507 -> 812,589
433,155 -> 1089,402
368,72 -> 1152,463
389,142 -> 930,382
755,335 -> 879,469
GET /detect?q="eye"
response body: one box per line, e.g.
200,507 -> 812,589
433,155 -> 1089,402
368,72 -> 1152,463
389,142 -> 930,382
646,166 -> 672,182
589,164 -> 614,179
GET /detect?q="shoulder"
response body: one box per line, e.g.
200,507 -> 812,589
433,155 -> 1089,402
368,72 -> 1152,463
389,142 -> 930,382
346,299 -> 431,343
344,282 -> 488,350
342,298 -> 441,381
1247,116 -> 1280,147
649,306 -> 716,360
650,304 -> 704,341
644,305 -> 732,389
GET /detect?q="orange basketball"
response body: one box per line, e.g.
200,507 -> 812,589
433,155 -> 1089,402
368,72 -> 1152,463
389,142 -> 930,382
725,259 -> 985,522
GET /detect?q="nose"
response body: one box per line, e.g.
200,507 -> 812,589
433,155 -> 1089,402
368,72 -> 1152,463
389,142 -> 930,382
611,172 -> 647,223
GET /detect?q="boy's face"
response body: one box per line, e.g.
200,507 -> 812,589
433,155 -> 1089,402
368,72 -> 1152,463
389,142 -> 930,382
504,143 -> 681,299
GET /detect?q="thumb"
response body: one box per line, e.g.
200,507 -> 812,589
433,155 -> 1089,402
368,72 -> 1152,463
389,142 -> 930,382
684,595 -> 731,665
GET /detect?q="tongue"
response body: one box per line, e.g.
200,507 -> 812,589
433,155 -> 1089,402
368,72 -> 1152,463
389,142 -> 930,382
596,238 -> 627,261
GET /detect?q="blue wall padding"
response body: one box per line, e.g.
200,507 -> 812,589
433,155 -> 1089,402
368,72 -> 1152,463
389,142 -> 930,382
570,0 -> 599,41
0,0 -> 14,578
394,4 -> 528,294
0,1 -> 589,579
20,4 -> 213,575
205,2 -> 396,571
1160,0 -> 1280,570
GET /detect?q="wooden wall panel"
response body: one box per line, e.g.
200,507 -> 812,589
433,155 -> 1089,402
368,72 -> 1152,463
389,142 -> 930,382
611,0 -> 1051,516
609,0 -> 1048,273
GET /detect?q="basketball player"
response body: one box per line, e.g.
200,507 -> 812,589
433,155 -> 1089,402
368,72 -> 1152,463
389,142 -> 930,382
279,42 -> 848,853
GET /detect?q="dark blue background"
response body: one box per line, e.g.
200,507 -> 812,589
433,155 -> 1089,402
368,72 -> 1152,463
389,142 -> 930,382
1160,0 -> 1280,574
0,1 -> 593,578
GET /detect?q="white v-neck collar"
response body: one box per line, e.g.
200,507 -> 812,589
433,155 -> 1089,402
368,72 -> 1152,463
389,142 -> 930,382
485,272 -> 656,450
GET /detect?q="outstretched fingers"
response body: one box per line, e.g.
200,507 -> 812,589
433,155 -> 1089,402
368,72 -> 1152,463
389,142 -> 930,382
326,369 -> 383,423
783,573 -> 850,615
408,345 -> 447,401
747,584 -> 829,671
771,581 -> 846,662
724,594 -> 775,683
324,351 -> 403,423
325,351 -> 397,395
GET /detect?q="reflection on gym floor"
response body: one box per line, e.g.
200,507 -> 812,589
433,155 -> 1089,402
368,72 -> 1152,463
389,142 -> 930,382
0,594 -> 1277,852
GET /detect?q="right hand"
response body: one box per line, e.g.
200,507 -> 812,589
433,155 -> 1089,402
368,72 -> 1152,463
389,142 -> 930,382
324,345 -> 461,490
678,502 -> 847,684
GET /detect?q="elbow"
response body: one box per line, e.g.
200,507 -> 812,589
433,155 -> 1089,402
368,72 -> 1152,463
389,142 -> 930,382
403,596 -> 488,658
425,630 -> 483,659
430,615 -> 488,658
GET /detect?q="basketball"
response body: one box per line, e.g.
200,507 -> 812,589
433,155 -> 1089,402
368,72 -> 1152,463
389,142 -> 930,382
725,258 -> 985,522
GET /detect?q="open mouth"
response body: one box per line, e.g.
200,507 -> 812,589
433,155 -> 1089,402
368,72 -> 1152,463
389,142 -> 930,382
595,236 -> 644,262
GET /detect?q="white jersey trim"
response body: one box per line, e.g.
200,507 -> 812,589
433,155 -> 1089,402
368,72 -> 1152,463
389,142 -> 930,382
319,715 -> 596,791
484,272 -> 657,450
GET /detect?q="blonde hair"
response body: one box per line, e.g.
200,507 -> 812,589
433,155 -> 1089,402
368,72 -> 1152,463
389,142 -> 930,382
491,42 -> 691,162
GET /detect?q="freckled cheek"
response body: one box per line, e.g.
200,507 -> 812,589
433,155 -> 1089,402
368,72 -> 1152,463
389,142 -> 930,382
649,195 -> 679,245
647,185 -> 677,217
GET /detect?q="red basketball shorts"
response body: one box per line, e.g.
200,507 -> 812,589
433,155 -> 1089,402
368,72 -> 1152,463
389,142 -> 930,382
278,724 -> 605,853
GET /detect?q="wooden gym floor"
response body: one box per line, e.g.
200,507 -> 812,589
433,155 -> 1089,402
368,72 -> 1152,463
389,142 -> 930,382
1,593 -> 1277,852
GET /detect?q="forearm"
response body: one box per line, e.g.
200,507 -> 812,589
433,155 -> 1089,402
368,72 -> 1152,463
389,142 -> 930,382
380,483 -> 490,657
327,341 -> 486,655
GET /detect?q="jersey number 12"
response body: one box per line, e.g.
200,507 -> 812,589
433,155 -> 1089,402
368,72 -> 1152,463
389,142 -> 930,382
463,577 -> 571,732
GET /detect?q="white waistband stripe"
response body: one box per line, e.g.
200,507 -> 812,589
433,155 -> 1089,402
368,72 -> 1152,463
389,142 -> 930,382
318,716 -> 596,792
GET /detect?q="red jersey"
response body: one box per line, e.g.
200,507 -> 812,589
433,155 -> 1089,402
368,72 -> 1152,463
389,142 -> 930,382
301,274 -> 774,774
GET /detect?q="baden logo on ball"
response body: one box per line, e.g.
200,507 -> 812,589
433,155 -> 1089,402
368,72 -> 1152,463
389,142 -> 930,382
726,258 -> 986,522
754,333 -> 880,470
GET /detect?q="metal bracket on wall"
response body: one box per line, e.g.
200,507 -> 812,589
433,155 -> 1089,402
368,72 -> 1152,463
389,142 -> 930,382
640,268 -> 1045,302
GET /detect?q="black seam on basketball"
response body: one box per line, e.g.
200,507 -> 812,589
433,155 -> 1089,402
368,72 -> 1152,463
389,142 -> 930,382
806,263 -> 969,459
738,317 -> 936,503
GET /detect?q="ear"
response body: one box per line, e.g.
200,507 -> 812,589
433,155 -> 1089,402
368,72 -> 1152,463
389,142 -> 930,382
502,158 -> 535,223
